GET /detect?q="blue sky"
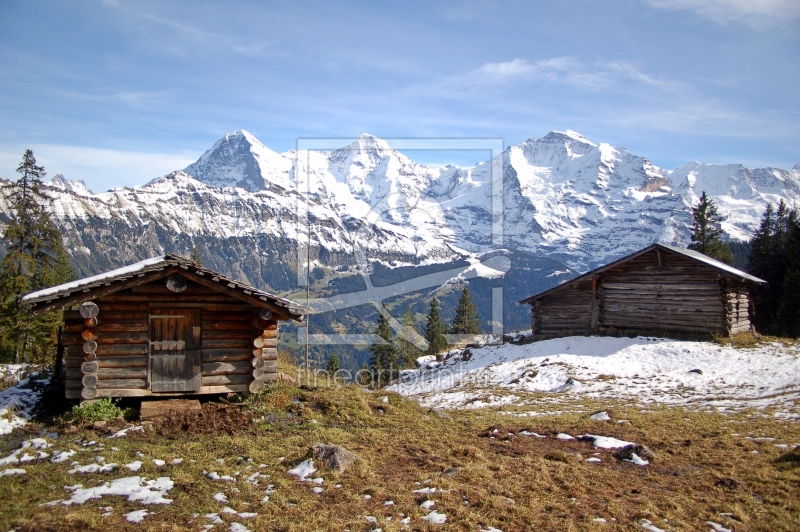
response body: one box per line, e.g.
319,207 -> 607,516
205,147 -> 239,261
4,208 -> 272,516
1,0 -> 799,191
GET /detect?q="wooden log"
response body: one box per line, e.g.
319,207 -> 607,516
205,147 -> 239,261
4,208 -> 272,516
259,348 -> 278,360
84,353 -> 97,361
202,321 -> 253,331
201,374 -> 252,386
93,311 -> 149,321
81,387 -> 98,400
96,322 -> 149,333
97,302 -> 149,311
201,338 -> 252,349
253,337 -> 278,349
68,356 -> 148,368
258,309 -> 274,321
96,378 -> 147,389
96,332 -> 149,344
201,349 -> 251,363
84,318 -> 98,327
97,367 -> 147,379
253,328 -> 278,339
202,360 -> 252,376
82,328 -> 99,341
95,344 -> 148,356
252,357 -> 264,368
253,364 -> 277,378
82,374 -> 98,387
202,330 -> 254,340
165,274 -> 187,293
79,302 -> 99,318
81,361 -> 98,373
203,312 -> 255,322
65,379 -> 81,390
83,341 -> 97,354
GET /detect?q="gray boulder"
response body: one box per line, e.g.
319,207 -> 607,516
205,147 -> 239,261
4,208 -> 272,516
310,443 -> 358,473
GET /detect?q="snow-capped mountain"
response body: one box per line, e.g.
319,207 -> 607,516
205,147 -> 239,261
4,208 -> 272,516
3,129 -> 798,319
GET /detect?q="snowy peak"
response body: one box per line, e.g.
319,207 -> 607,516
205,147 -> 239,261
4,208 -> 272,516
48,174 -> 93,196
183,130 -> 292,192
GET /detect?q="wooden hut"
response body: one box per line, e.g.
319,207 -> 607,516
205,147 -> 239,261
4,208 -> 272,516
22,254 -> 306,400
519,244 -> 765,338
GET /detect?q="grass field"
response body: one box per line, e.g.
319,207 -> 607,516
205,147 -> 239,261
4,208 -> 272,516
1,365 -> 799,531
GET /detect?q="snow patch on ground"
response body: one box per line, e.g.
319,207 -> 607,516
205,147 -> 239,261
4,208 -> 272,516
388,336 -> 800,417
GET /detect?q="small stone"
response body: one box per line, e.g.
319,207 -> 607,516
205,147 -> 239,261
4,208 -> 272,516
92,421 -> 107,429
310,443 -> 358,473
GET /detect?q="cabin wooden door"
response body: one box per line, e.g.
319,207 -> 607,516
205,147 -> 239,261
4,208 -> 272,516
149,309 -> 202,392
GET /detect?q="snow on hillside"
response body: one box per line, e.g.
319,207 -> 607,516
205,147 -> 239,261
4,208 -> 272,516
388,336 -> 800,419
8,129 -> 798,289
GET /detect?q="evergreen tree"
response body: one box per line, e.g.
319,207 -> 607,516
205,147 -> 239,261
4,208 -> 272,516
748,201 -> 795,334
450,288 -> 482,336
395,306 -> 422,368
0,151 -> 74,363
777,214 -> 800,338
190,246 -> 204,266
424,297 -> 448,357
325,352 -> 341,382
688,191 -> 733,264
368,311 -> 398,387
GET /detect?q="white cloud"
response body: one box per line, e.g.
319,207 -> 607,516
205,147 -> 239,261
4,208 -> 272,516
646,0 -> 800,28
0,145 -> 196,192
419,57 -> 671,96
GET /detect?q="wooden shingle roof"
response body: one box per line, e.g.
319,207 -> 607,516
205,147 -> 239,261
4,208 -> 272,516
22,253 -> 307,320
519,243 -> 766,305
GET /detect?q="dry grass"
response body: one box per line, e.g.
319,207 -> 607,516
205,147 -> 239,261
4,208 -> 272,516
1,373 -> 799,531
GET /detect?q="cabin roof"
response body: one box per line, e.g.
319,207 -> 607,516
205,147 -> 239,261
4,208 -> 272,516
22,253 -> 307,320
519,243 -> 766,305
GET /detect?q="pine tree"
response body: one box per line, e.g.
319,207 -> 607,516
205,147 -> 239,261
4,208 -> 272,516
748,201 -> 795,334
424,297 -> 448,357
0,150 -> 74,363
368,311 -> 398,387
395,306 -> 422,368
450,288 -> 482,336
777,213 -> 800,338
190,246 -> 204,266
325,352 -> 341,377
688,191 -> 733,264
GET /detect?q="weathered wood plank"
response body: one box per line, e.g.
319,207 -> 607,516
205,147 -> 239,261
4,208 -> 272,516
95,344 -> 149,356
96,332 -> 150,344
201,349 -> 251,363
202,329 -> 254,340
202,321 -> 253,331
96,378 -> 147,389
202,361 -> 252,376
97,367 -> 147,380
201,374 -> 252,386
201,338 -> 252,349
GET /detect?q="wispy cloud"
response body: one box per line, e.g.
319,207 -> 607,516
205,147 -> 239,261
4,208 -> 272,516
413,57 -> 672,97
646,0 -> 800,28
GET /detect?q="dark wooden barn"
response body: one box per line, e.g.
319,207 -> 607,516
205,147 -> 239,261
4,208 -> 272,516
519,244 -> 766,338
22,254 -> 306,400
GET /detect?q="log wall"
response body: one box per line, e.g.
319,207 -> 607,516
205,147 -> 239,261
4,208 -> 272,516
64,277 -> 280,399
532,278 -> 594,336
530,248 -> 756,338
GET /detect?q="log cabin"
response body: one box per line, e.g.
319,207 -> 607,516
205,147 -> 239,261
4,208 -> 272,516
519,244 -> 766,338
22,254 -> 306,400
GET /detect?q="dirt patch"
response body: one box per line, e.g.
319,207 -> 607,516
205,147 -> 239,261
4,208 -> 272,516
156,402 -> 253,437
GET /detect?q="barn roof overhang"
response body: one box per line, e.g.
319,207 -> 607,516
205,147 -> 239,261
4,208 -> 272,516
22,253 -> 307,320
519,243 -> 766,305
